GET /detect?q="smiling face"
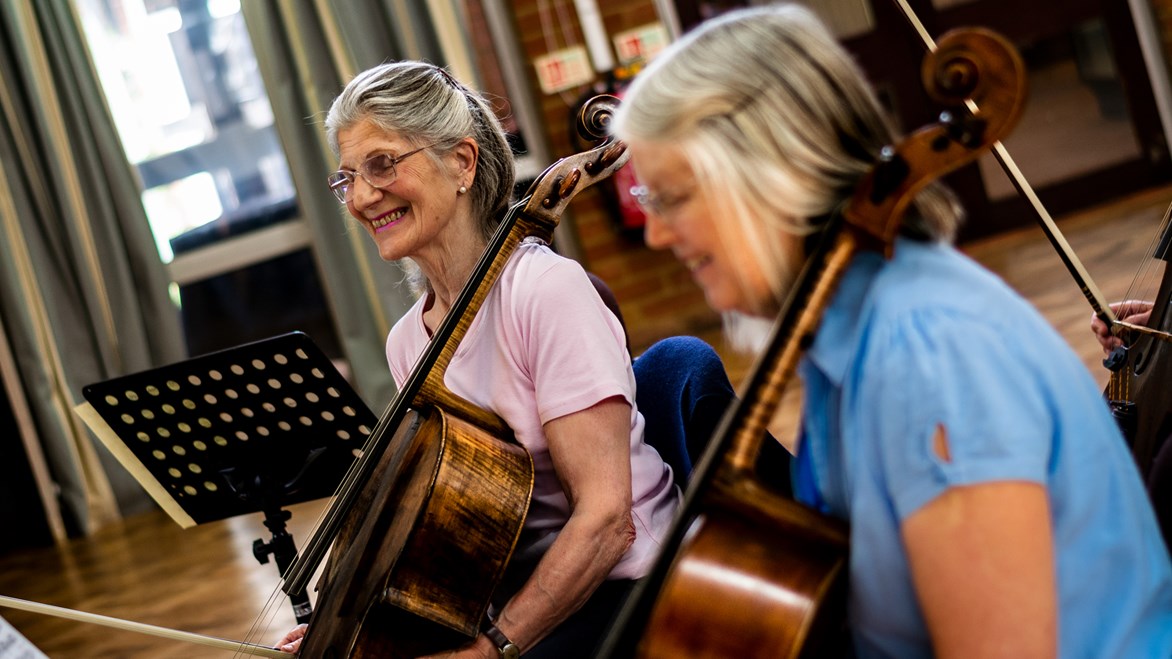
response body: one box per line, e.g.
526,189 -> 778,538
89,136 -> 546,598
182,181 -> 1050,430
628,138 -> 788,317
335,118 -> 478,269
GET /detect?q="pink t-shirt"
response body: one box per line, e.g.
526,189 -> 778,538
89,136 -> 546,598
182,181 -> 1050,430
386,240 -> 680,580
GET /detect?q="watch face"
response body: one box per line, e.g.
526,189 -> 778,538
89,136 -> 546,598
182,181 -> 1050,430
501,643 -> 521,659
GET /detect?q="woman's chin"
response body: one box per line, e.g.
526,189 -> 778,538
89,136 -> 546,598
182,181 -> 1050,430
721,312 -> 775,353
372,234 -> 406,262
701,287 -> 737,316
704,290 -> 757,319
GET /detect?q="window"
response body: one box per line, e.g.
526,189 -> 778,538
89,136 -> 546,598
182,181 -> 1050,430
76,0 -> 341,361
76,0 -> 296,262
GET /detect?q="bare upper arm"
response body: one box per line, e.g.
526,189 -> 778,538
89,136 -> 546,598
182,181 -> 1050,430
542,396 -> 633,514
901,429 -> 1057,659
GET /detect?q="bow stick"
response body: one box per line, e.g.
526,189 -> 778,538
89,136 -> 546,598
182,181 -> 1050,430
0,595 -> 287,658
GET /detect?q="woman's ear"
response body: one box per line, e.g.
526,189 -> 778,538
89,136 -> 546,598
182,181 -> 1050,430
451,137 -> 479,184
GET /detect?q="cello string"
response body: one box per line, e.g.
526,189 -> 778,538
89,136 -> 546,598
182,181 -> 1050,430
1108,199 -> 1172,404
1122,199 -> 1172,305
236,575 -> 290,657
236,518 -> 337,655
230,360 -> 424,652
230,387 -> 408,652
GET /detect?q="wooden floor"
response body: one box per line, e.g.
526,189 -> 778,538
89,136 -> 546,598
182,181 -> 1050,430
2,183 -> 1171,658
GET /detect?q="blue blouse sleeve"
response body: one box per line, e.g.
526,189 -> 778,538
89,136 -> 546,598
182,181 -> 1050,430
860,307 -> 1054,521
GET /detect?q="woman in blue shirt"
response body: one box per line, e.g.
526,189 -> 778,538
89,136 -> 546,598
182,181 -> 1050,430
613,4 -> 1172,657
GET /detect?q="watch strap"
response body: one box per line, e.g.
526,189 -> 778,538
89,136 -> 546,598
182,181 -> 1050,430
483,621 -> 520,658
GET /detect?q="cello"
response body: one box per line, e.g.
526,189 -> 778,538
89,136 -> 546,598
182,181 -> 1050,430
597,26 -> 1026,659
1100,212 -> 1172,476
276,95 -> 631,658
1101,214 -> 1172,549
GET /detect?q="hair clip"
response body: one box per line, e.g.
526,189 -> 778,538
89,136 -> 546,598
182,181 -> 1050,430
434,65 -> 460,89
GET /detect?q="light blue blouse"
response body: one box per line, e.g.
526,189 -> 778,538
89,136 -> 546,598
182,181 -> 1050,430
795,237 -> 1172,658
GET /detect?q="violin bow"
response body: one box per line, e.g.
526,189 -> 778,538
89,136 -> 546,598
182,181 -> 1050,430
892,0 -> 1161,339
0,595 -> 287,658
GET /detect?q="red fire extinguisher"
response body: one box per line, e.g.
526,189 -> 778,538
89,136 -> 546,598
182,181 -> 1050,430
609,99 -> 648,232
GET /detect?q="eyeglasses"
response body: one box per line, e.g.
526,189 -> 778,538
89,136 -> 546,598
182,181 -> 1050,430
326,145 -> 433,203
629,184 -> 695,218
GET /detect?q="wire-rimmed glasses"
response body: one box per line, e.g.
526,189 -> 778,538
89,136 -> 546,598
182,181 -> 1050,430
326,144 -> 433,203
629,184 -> 696,219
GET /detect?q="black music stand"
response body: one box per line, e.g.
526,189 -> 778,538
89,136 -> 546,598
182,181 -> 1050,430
77,332 -> 376,624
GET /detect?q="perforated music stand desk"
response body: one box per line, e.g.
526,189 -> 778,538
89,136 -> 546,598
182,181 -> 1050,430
76,332 -> 376,622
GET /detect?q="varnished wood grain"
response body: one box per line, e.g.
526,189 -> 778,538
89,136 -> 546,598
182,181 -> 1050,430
1,183 -> 1169,658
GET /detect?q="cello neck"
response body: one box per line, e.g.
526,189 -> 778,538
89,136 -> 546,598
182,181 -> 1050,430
717,225 -> 857,482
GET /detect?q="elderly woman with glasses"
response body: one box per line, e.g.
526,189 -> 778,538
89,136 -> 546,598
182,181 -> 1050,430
613,5 -> 1172,658
275,61 -> 680,658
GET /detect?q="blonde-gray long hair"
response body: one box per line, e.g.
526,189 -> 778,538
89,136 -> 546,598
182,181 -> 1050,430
614,4 -> 962,308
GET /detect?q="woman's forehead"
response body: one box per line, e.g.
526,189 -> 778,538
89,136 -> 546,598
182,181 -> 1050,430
336,119 -> 408,162
628,139 -> 693,186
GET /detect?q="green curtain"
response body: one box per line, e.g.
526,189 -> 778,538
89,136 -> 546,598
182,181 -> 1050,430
241,1 -> 447,412
0,0 -> 186,536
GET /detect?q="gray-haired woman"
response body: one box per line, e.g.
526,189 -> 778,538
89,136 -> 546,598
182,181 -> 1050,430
277,61 -> 680,658
614,5 -> 1172,658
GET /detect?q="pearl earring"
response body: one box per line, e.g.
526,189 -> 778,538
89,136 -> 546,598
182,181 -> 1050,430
458,185 -> 468,195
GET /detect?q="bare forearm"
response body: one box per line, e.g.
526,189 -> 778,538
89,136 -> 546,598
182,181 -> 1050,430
494,509 -> 634,651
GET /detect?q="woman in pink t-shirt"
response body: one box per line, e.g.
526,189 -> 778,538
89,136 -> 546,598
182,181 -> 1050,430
276,61 -> 680,659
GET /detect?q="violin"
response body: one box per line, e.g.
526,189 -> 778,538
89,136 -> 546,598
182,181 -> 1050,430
277,95 -> 631,658
597,27 -> 1026,659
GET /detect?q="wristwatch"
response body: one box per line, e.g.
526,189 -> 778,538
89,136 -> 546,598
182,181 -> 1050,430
484,621 -> 521,659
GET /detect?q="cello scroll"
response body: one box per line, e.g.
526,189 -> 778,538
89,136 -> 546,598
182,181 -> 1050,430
846,27 -> 1025,250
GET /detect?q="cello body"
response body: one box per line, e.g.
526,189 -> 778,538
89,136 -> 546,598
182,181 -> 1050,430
638,480 -> 848,659
301,408 -> 533,658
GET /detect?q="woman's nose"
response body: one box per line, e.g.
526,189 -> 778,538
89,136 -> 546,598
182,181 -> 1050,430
642,212 -> 676,250
348,177 -> 383,210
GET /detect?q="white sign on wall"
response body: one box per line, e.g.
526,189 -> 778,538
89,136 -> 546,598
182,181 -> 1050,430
534,45 -> 595,94
613,23 -> 670,66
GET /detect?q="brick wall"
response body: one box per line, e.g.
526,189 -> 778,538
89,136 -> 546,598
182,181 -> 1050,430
509,1 -> 718,353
